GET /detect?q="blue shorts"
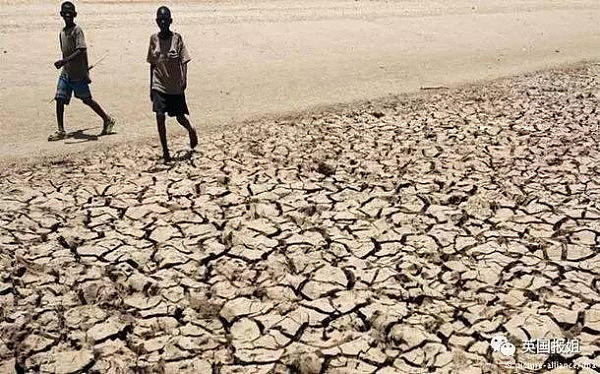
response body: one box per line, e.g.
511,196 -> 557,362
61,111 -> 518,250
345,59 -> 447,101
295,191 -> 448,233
55,76 -> 91,105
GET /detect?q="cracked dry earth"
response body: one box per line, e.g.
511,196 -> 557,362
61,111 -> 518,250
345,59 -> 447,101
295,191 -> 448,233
2,63 -> 600,374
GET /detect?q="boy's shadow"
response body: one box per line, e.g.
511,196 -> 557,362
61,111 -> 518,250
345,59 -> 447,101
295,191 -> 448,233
64,128 -> 116,144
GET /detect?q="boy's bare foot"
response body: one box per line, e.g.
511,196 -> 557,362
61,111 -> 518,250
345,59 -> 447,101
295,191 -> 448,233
100,116 -> 116,135
48,130 -> 66,142
189,126 -> 198,149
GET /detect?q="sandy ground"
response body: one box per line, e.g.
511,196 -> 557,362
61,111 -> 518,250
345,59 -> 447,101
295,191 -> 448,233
1,62 -> 600,372
1,0 -> 600,160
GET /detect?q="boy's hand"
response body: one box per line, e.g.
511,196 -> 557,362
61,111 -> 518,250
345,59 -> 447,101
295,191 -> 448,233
54,59 -> 67,69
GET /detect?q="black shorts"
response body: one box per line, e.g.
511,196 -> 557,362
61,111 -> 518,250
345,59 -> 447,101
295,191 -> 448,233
152,90 -> 189,117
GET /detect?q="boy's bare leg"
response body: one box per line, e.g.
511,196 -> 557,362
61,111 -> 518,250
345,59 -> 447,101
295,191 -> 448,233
56,100 -> 66,133
176,115 -> 198,149
156,113 -> 170,161
82,98 -> 109,122
49,99 -> 68,141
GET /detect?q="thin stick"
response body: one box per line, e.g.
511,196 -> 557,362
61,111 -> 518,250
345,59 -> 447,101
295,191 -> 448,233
88,51 -> 108,71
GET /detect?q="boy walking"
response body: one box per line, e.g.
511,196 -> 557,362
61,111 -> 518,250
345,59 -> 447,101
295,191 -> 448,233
49,1 -> 115,141
147,6 -> 198,162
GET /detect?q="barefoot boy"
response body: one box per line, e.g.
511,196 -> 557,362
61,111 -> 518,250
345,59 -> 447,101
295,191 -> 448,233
147,6 -> 198,162
49,1 -> 115,141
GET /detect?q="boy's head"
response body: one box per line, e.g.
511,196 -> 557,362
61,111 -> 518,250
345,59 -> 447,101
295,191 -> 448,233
156,6 -> 172,32
60,1 -> 77,24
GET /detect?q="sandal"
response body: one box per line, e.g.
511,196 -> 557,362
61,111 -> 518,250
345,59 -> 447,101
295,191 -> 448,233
101,116 -> 116,135
48,130 -> 67,142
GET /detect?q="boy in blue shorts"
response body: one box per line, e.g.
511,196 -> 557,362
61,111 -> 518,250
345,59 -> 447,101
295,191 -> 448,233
49,1 -> 115,141
147,6 -> 198,162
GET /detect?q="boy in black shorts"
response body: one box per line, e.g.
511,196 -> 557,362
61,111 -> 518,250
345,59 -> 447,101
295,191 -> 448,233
147,6 -> 198,162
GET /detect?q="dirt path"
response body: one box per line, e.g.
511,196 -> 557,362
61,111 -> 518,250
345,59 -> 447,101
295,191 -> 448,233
1,0 -> 600,160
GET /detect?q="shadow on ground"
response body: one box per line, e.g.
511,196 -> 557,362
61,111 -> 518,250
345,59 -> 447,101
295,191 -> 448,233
64,127 -> 118,144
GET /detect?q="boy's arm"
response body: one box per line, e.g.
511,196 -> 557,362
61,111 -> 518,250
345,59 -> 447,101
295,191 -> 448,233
147,36 -> 156,99
182,62 -> 188,91
150,65 -> 154,100
179,35 -> 191,91
54,48 -> 85,69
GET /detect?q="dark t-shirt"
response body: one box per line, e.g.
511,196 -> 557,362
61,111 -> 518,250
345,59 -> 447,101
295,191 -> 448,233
147,32 -> 191,95
60,25 -> 90,83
